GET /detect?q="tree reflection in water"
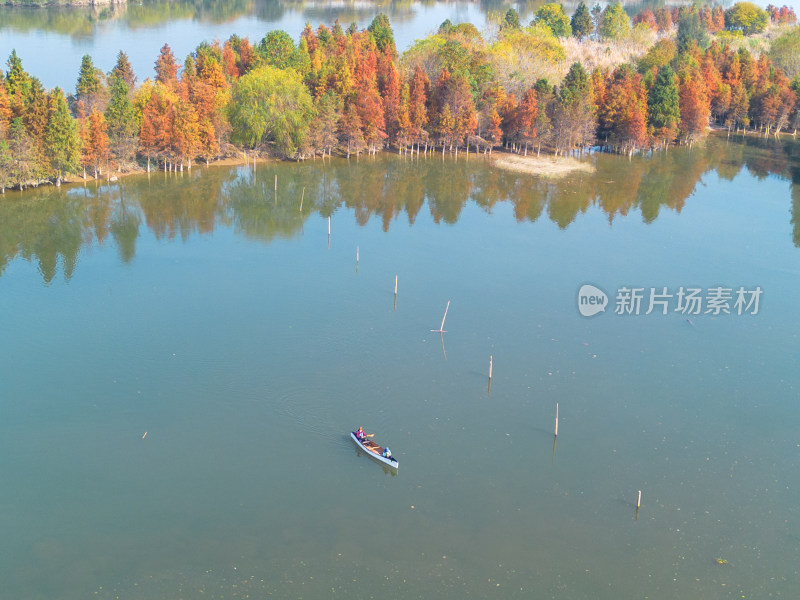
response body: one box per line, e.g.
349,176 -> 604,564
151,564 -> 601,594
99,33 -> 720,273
0,134 -> 798,283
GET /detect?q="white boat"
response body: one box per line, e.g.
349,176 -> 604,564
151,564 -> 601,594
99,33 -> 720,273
351,431 -> 398,469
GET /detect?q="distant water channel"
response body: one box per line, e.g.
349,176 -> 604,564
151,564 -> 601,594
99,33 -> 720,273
1,133 -> 799,599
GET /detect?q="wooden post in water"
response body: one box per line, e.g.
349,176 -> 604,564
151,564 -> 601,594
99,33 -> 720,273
635,490 -> 642,520
300,187 -> 305,212
554,402 -> 559,437
394,275 -> 398,296
431,301 -> 450,333
274,174 -> 277,191
489,355 -> 493,379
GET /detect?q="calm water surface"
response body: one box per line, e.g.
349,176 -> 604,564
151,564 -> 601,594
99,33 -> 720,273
1,134 -> 799,599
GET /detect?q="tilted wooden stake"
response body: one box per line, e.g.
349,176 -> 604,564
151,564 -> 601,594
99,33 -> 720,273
431,301 -> 450,333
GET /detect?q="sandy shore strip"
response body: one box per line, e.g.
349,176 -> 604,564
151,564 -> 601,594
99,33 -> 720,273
491,153 -> 595,178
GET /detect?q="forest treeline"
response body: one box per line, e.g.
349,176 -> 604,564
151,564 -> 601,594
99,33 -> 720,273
1,1 -> 800,191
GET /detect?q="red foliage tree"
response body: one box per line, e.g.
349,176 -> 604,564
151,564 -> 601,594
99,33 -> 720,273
500,92 -> 518,146
598,66 -> 648,152
408,65 -> 429,148
679,71 -> 710,143
517,87 -> 540,152
377,46 -> 401,144
171,97 -> 200,167
654,7 -> 673,32
155,44 -> 179,88
139,84 -> 175,170
0,80 -> 11,138
633,8 -> 657,30
82,108 -> 110,178
222,41 -> 239,80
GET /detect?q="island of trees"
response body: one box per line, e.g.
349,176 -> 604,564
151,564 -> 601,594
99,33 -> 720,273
1,1 -> 799,191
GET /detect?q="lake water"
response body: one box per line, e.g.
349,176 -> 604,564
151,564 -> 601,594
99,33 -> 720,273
1,133 -> 799,599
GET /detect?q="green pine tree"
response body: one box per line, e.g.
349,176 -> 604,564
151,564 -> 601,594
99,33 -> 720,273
105,76 -> 139,164
647,65 -> 680,144
367,13 -> 396,53
599,2 -> 630,40
110,50 -> 137,89
76,54 -> 103,105
571,2 -> 593,39
45,87 -> 82,183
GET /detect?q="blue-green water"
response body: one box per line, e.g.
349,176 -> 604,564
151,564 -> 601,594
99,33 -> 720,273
1,135 -> 799,599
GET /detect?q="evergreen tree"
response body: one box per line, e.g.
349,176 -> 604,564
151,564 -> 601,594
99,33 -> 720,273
553,62 -> 596,152
677,9 -> 709,53
6,117 -> 41,188
45,87 -> 82,182
367,13 -> 395,54
599,2 -> 631,40
110,50 -> 137,89
0,139 -> 11,192
571,2 -> 593,39
647,65 -> 680,145
5,50 -> 32,117
105,76 -> 139,165
257,30 -> 299,70
502,8 -> 521,30
76,54 -> 104,111
24,77 -> 49,143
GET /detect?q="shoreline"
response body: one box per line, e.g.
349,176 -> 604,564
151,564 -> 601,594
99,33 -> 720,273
2,128 -> 795,197
3,149 -> 598,196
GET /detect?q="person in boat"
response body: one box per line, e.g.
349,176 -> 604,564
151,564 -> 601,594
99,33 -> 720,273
356,427 -> 366,441
382,446 -> 393,460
